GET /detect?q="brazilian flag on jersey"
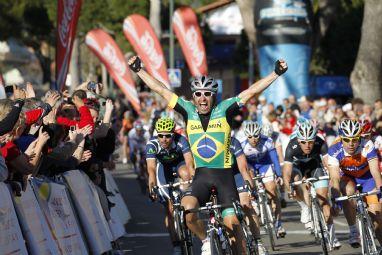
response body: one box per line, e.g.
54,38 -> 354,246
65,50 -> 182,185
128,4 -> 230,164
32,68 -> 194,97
168,94 -> 242,169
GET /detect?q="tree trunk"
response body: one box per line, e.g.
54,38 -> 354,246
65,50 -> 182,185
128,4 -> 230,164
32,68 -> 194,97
150,0 -> 162,38
350,0 -> 382,102
236,0 -> 256,44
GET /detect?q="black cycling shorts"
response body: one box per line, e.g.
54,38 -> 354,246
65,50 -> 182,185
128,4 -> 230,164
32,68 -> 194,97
185,167 -> 239,207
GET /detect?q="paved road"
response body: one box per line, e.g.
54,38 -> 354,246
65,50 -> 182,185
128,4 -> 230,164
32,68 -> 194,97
113,163 -> 367,255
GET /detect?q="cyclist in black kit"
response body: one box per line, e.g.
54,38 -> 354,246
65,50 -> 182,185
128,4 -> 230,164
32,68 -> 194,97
283,122 -> 341,248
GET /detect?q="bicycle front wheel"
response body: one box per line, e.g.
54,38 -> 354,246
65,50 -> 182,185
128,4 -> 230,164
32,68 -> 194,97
361,215 -> 378,255
263,202 -> 276,251
210,230 -> 223,255
313,200 -> 328,255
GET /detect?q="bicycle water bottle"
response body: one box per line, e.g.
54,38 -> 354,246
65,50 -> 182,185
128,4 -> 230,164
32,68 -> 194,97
252,199 -> 260,215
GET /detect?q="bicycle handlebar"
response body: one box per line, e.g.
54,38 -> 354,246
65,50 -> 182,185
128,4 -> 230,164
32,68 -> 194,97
291,175 -> 329,187
155,179 -> 193,190
185,203 -> 232,214
335,189 -> 381,202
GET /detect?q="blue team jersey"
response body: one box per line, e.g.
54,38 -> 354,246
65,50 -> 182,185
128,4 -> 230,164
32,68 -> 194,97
237,134 -> 274,165
328,138 -> 378,178
146,133 -> 190,166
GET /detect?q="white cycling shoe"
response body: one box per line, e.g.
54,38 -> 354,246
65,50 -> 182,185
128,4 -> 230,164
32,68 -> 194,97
201,239 -> 211,255
300,205 -> 311,224
257,240 -> 269,255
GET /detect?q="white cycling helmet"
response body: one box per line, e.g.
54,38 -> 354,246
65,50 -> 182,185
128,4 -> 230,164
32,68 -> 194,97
191,75 -> 218,93
244,121 -> 262,137
261,123 -> 274,137
339,119 -> 361,137
296,122 -> 317,141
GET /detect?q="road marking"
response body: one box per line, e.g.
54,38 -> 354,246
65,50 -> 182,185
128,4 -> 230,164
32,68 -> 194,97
334,219 -> 348,227
125,233 -> 169,237
260,230 -> 350,234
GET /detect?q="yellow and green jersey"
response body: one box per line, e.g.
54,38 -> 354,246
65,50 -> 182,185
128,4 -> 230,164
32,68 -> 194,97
168,94 -> 243,169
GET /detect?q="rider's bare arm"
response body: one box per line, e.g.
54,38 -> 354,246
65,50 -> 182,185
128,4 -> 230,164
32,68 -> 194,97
183,151 -> 195,177
129,56 -> 174,103
238,59 -> 287,104
369,158 -> 382,189
146,158 -> 157,188
236,154 -> 254,188
283,162 -> 293,193
328,163 -> 341,198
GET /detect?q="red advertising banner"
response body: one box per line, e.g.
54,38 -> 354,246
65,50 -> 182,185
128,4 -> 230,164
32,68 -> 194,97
56,0 -> 82,91
123,14 -> 170,87
173,7 -> 208,77
85,29 -> 140,112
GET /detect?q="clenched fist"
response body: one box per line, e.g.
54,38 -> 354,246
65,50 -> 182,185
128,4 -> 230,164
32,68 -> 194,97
128,56 -> 142,73
274,59 -> 288,76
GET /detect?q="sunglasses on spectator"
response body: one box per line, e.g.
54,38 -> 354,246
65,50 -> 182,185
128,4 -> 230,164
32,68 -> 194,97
247,135 -> 260,139
193,91 -> 214,97
299,140 -> 315,145
158,133 -> 173,139
341,136 -> 360,143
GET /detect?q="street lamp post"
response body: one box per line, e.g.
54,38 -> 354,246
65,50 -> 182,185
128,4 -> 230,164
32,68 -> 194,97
169,0 -> 174,69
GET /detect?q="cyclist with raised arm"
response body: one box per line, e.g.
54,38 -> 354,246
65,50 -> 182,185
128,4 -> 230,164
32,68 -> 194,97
235,121 -> 286,238
128,55 -> 287,254
283,122 -> 341,248
230,136 -> 268,255
146,117 -> 194,254
328,119 -> 382,247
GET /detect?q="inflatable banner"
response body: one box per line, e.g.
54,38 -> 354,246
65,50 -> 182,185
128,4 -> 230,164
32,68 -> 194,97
104,169 -> 131,225
12,182 -> 60,255
56,0 -> 82,91
123,14 -> 170,87
173,7 -> 208,77
63,170 -> 113,253
0,182 -> 28,255
255,0 -> 313,106
85,29 -> 141,112
31,179 -> 88,255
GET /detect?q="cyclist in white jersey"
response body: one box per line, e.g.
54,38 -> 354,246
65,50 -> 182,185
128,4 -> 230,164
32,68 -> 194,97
235,121 -> 286,237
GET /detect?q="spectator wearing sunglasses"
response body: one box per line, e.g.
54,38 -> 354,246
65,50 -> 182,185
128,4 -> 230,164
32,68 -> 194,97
283,122 -> 341,248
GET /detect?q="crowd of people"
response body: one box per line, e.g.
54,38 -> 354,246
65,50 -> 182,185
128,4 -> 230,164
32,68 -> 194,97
3,54 -> 382,255
0,81 -> 123,223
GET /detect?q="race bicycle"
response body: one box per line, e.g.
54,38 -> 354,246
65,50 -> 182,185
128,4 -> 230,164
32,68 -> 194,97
152,180 -> 194,255
291,176 -> 331,255
252,174 -> 277,251
335,185 -> 381,255
185,186 -> 232,255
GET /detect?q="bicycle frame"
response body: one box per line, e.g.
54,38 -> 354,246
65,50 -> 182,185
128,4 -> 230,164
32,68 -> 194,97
335,187 -> 380,255
291,176 -> 330,254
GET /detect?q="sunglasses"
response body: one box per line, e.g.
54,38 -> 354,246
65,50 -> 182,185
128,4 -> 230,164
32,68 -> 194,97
193,91 -> 214,97
341,137 -> 360,143
158,133 -> 173,139
247,135 -> 260,139
299,140 -> 315,145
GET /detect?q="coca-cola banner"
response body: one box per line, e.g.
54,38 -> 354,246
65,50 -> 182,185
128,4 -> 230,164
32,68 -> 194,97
173,7 -> 208,76
123,14 -> 170,87
56,0 -> 82,91
85,29 -> 140,112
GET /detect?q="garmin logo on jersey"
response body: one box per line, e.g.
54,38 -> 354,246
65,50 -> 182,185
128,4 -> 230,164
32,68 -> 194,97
224,133 -> 231,164
208,122 -> 222,129
190,124 -> 202,130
